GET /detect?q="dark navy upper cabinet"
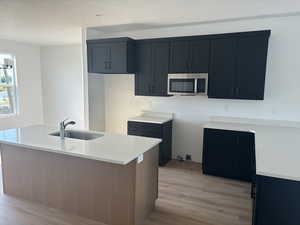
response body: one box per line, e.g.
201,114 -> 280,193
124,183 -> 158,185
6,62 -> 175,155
189,39 -> 210,73
135,41 -> 152,96
135,40 -> 169,97
208,38 -> 236,99
151,41 -> 169,96
169,38 -> 210,73
208,31 -> 270,100
87,37 -> 135,74
169,40 -> 190,73
87,31 -> 270,99
235,36 -> 269,100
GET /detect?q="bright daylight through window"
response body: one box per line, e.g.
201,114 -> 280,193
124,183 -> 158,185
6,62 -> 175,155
0,54 -> 18,115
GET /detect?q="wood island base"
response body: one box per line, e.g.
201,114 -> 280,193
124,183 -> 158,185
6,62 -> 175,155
0,144 -> 159,225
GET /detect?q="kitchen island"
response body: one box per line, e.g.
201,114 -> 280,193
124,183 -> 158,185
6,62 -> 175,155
0,125 -> 161,225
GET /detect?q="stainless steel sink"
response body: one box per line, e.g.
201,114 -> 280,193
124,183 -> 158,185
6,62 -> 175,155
49,130 -> 103,140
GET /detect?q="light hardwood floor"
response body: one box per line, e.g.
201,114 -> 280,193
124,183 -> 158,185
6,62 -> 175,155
145,161 -> 252,225
0,160 -> 252,225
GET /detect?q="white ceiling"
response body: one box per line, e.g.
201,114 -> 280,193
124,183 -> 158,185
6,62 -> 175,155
1,0 -> 300,45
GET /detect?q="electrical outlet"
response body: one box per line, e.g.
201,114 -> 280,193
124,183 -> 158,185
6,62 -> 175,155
176,155 -> 184,162
185,154 -> 192,161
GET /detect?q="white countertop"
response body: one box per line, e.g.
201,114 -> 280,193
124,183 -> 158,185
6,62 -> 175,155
0,125 -> 162,165
128,111 -> 173,124
204,119 -> 300,181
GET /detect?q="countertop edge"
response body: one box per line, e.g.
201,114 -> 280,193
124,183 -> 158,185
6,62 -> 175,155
0,139 -> 162,165
203,124 -> 256,133
256,171 -> 300,182
128,117 -> 173,124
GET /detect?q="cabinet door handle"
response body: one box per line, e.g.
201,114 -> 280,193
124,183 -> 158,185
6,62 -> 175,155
236,87 -> 240,96
236,136 -> 240,145
109,62 -> 112,70
231,87 -> 234,97
104,61 -> 110,70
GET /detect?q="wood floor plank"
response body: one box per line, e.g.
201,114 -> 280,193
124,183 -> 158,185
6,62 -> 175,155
0,160 -> 252,225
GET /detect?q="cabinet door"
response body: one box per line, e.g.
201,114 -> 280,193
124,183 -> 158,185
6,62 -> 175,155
203,129 -> 237,178
152,41 -> 169,96
169,40 -> 190,73
135,42 -> 153,96
108,42 -> 127,73
236,36 -> 269,100
255,176 -> 300,225
208,38 -> 236,99
88,44 -> 110,73
189,39 -> 210,73
203,128 -> 254,181
161,121 -> 173,165
235,132 -> 255,181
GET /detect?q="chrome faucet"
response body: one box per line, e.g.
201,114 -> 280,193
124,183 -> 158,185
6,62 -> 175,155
60,119 -> 76,139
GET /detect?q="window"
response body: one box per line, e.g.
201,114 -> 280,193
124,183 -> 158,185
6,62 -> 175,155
0,54 -> 18,115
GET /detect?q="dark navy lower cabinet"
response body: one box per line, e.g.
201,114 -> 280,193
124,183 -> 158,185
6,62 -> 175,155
202,128 -> 255,182
127,120 -> 173,166
253,175 -> 300,225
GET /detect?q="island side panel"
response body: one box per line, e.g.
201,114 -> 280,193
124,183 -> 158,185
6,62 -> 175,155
110,160 -> 136,225
0,144 -> 137,225
135,145 -> 159,225
0,145 -> 4,193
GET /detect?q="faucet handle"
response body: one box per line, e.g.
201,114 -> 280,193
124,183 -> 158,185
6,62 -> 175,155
60,118 -> 76,129
61,118 -> 69,125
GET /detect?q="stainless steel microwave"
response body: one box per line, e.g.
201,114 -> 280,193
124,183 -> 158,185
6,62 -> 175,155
168,73 -> 208,96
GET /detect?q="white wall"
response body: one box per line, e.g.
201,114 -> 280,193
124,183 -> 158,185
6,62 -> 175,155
104,75 -> 151,133
88,74 -> 105,131
0,39 -> 44,130
41,45 -> 85,129
88,14 -> 300,162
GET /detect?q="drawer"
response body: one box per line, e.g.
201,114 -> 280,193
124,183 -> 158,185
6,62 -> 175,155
128,121 -> 162,138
